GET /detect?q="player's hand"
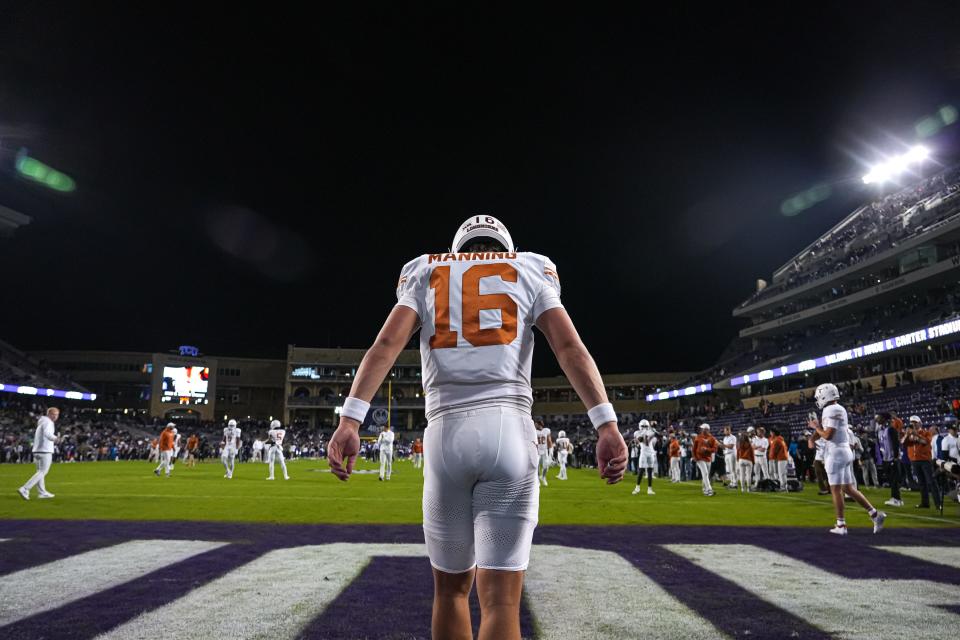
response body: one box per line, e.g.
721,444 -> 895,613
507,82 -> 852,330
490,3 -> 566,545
328,418 -> 361,481
596,422 -> 627,484
808,418 -> 820,430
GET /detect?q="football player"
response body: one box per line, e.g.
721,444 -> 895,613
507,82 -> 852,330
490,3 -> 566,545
722,426 -> 737,489
632,419 -> 657,495
751,426 -> 768,487
266,420 -> 289,480
535,419 -> 552,486
221,419 -> 241,479
154,423 -> 176,478
667,432 -> 681,482
411,437 -> 424,469
170,427 -> 181,470
693,424 -> 718,496
325,215 -> 627,640
378,423 -> 395,481
808,384 -> 885,535
736,431 -> 754,492
555,430 -> 572,480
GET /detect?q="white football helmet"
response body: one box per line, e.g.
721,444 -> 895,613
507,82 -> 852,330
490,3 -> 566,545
228,419 -> 237,427
814,383 -> 840,409
638,419 -> 650,428
700,423 -> 710,431
270,420 -> 281,429
451,215 -> 514,253
558,430 -> 566,438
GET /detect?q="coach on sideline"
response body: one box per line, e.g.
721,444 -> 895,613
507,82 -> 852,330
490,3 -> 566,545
18,407 -> 60,501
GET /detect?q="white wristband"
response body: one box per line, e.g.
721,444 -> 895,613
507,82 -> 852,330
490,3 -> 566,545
587,402 -> 617,429
341,397 -> 370,423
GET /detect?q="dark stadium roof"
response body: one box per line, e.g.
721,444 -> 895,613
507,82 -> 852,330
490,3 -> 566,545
1,4 -> 959,375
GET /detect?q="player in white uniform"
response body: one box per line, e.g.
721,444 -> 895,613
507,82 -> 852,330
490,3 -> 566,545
555,430 -> 572,480
252,438 -> 264,463
171,428 -> 181,469
535,420 -> 552,486
221,419 -> 242,479
808,383 -> 885,535
18,408 -> 60,500
378,424 -> 395,481
751,427 -> 769,486
632,420 -> 657,495
722,426 -> 737,489
266,420 -> 289,480
324,215 -> 628,640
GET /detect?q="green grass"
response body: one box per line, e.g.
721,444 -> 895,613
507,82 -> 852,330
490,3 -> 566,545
1,459 -> 957,529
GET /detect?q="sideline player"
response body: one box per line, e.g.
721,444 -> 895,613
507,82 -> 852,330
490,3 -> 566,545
555,430 -> 571,480
222,419 -> 242,479
18,407 -> 60,500
632,420 -> 657,495
154,423 -> 176,477
722,426 -> 737,489
147,437 -> 159,463
252,437 -> 264,463
768,427 -> 789,491
808,383 -> 885,535
411,437 -> 424,469
266,419 -> 289,480
693,424 -> 718,496
170,427 -> 181,470
736,431 -> 754,492
378,423 -> 395,481
668,432 -> 681,482
186,433 -> 200,468
325,215 -> 628,640
751,426 -> 769,486
535,419 -> 552,487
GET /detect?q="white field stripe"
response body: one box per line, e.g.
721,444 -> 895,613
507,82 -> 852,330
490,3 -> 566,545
526,545 -> 726,640
0,539 -> 225,627
666,544 -> 960,639
876,546 -> 960,570
96,543 -> 428,640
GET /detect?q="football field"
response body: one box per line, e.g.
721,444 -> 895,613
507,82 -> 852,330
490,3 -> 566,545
1,459 -> 958,640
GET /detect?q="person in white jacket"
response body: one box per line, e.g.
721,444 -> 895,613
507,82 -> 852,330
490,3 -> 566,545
18,408 -> 61,500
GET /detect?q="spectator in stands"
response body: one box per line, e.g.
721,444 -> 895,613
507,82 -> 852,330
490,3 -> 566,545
902,416 -> 942,511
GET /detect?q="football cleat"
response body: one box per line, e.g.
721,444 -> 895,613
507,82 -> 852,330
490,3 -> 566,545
829,525 -> 848,535
647,487 -> 655,495
872,511 -> 886,534
17,487 -> 29,501
38,492 -> 54,499
266,476 -> 274,481
631,486 -> 641,495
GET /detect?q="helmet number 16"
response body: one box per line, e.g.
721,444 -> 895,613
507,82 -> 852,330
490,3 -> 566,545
429,264 -> 518,349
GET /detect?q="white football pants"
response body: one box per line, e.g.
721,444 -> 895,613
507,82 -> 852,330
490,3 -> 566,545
222,448 -> 237,477
423,405 -> 539,573
724,453 -> 737,485
557,452 -> 568,479
380,448 -> 393,479
775,459 -> 789,489
155,450 -> 172,476
22,453 -> 52,494
669,456 -> 681,482
696,460 -> 713,494
753,458 -> 769,484
268,446 -> 288,479
738,459 -> 753,491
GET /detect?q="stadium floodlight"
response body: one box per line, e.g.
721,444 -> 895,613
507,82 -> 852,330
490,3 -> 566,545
862,145 -> 929,184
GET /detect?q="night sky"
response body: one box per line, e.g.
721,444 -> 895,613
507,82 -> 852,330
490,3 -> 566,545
2,3 -> 959,376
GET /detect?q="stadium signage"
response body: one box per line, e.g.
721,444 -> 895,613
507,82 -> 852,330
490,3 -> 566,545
0,383 -> 96,401
645,383 -> 712,402
731,316 -> 960,386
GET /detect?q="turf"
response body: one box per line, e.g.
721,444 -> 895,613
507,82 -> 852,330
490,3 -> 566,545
0,459 -> 957,529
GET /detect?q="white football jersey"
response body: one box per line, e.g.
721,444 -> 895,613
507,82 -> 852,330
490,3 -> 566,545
223,426 -> 241,449
536,427 -> 551,454
268,428 -> 285,446
752,436 -> 768,457
378,429 -> 395,451
556,436 -> 571,452
636,428 -> 657,456
723,434 -> 737,453
396,251 -> 563,418
821,404 -> 850,455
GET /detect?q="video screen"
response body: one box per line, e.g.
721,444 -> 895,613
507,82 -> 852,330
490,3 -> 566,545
161,366 -> 210,402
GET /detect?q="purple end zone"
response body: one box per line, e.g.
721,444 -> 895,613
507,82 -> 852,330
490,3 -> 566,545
0,520 -> 958,640
306,556 -> 535,640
